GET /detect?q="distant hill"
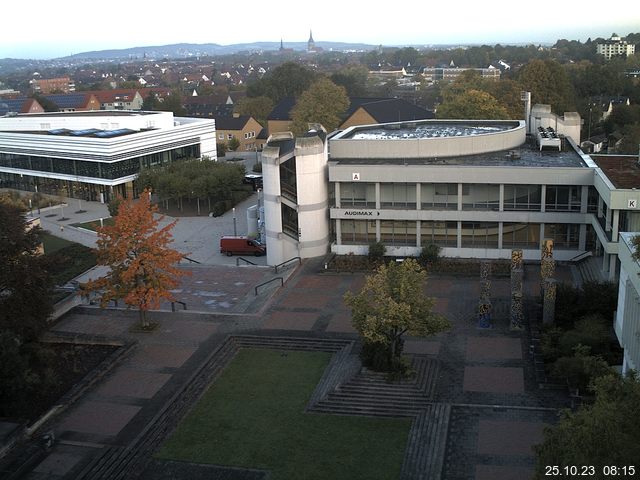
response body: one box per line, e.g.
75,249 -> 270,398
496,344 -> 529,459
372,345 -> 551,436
62,41 -> 378,60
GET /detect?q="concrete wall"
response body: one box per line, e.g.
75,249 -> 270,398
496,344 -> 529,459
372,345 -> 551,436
528,104 -> 581,143
330,120 -> 525,159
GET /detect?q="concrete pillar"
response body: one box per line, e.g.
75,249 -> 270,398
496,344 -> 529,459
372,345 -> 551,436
612,210 -> 620,241
598,196 -> 603,218
499,184 -> 504,212
375,183 -> 381,210
580,185 -> 589,214
376,219 -> 380,241
579,224 -> 587,250
416,220 -> 422,248
540,184 -> 546,213
602,252 -> 609,272
539,224 -> 545,249
605,204 -> 612,231
609,254 -> 617,281
335,182 -> 341,208
335,219 -> 342,245
498,222 -> 503,249
416,184 -> 421,210
457,221 -> 462,248
458,183 -> 463,211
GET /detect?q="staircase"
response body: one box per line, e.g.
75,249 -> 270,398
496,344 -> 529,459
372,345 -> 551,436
310,357 -> 440,418
577,255 -> 605,284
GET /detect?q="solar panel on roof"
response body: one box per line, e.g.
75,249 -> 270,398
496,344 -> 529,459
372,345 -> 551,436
48,128 -> 70,135
70,129 -> 100,136
93,128 -> 136,138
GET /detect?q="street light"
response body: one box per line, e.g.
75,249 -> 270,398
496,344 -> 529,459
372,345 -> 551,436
233,207 -> 237,236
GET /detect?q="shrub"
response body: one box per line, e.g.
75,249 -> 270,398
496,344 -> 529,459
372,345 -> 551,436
558,314 -> 610,356
252,162 -> 263,173
368,241 -> 386,263
216,142 -> 227,157
228,137 -> 240,151
418,243 -> 441,266
555,281 -> 617,330
550,345 -> 612,392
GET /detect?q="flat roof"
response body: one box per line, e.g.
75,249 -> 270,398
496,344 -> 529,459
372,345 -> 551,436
337,120 -> 520,140
348,123 -> 515,140
12,110 -> 158,118
592,155 -> 640,189
331,137 -> 587,168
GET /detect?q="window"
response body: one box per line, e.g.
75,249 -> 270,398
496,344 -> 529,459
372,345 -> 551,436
545,186 -> 581,212
341,219 -> 375,244
340,182 -> 375,208
380,220 -> 416,246
380,183 -> 416,209
503,185 -> 542,211
422,183 -> 458,210
502,223 -> 540,248
462,184 -> 499,210
461,222 -> 499,248
543,224 -> 580,249
227,134 -> 233,140
218,133 -> 224,140
281,204 -> 298,239
421,221 -> 457,247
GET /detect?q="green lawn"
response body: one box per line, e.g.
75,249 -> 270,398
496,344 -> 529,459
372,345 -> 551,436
71,217 -> 114,232
157,349 -> 411,480
42,233 -> 97,286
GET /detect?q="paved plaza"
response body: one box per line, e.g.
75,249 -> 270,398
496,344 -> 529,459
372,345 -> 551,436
3,249 -> 576,479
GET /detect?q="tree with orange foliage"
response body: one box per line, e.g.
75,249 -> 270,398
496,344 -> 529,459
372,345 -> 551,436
82,190 -> 187,328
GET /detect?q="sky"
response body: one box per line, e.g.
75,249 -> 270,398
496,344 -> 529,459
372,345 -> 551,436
3,0 -> 639,59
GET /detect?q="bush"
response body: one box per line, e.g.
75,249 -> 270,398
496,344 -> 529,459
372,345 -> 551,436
550,345 -> 612,391
555,281 -> 617,330
368,241 -> 386,263
558,314 -> 610,356
252,162 -> 262,173
418,243 -> 441,266
216,142 -> 227,157
107,195 -> 123,217
228,137 -> 240,151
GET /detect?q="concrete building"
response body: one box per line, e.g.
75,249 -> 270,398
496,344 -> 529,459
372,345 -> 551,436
30,77 -> 75,94
596,34 -> 636,60
261,104 -> 640,282
615,233 -> 640,374
261,129 -> 329,266
422,66 -> 501,82
215,115 -> 263,152
0,110 -> 216,202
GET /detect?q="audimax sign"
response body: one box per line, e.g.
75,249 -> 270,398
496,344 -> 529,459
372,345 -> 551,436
343,210 -> 380,216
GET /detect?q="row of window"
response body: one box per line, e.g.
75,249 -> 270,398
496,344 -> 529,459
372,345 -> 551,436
340,220 -> 587,249
217,131 -> 256,140
0,146 -> 199,180
337,183 -> 595,213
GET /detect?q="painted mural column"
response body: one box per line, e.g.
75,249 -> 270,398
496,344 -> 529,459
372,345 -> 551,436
478,260 -> 492,328
540,239 -> 556,325
510,249 -> 524,330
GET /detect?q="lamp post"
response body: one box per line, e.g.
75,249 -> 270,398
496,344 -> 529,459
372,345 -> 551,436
233,207 -> 237,236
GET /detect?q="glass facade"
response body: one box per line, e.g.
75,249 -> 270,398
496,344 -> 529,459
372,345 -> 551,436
462,184 -> 500,210
545,185 -> 581,212
279,157 -> 297,202
0,145 -> 200,181
422,183 -> 458,210
281,203 -> 298,239
380,183 -> 416,209
503,184 -> 542,211
340,182 -> 375,208
544,223 -> 580,249
421,221 -> 457,247
460,222 -> 500,248
379,220 -> 416,245
341,219 -> 376,244
502,223 -> 541,248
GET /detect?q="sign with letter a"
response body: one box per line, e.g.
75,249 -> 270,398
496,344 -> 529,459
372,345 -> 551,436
352,172 -> 360,181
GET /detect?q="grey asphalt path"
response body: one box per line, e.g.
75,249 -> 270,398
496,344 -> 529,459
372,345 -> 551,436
33,192 -> 266,268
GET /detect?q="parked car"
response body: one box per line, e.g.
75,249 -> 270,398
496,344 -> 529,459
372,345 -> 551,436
220,236 -> 266,256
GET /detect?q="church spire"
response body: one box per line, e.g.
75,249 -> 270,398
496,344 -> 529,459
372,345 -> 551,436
307,30 -> 316,53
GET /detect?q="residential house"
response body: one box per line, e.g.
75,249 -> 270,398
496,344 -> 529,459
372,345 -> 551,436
88,90 -> 144,110
597,34 -> 636,60
266,97 -> 434,135
30,77 -> 75,94
183,95 -> 234,118
0,97 -> 44,116
215,115 -> 263,151
42,93 -> 101,112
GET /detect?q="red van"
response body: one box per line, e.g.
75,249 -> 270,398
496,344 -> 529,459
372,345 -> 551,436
220,236 -> 266,256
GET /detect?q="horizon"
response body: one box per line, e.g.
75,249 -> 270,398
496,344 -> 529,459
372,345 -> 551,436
3,0 -> 639,60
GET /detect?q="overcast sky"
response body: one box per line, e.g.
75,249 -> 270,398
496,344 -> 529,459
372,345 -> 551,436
3,0 -> 639,59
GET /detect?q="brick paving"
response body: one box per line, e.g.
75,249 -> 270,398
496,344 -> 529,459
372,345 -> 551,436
6,260 -> 577,480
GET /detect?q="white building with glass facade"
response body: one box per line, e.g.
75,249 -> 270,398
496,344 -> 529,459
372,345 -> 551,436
0,110 -> 216,202
615,233 -> 640,374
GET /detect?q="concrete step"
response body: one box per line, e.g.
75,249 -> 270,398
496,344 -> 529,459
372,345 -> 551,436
310,403 -> 423,418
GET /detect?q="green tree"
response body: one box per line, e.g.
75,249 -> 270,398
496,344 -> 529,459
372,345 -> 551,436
227,137 -> 240,151
234,95 -> 274,126
437,88 -> 509,119
142,93 -> 160,111
534,373 -> 640,477
290,78 -> 349,134
161,90 -> 186,116
344,259 -> 450,371
330,65 -> 369,97
0,203 -> 55,411
247,62 -> 317,103
518,59 -> 576,113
